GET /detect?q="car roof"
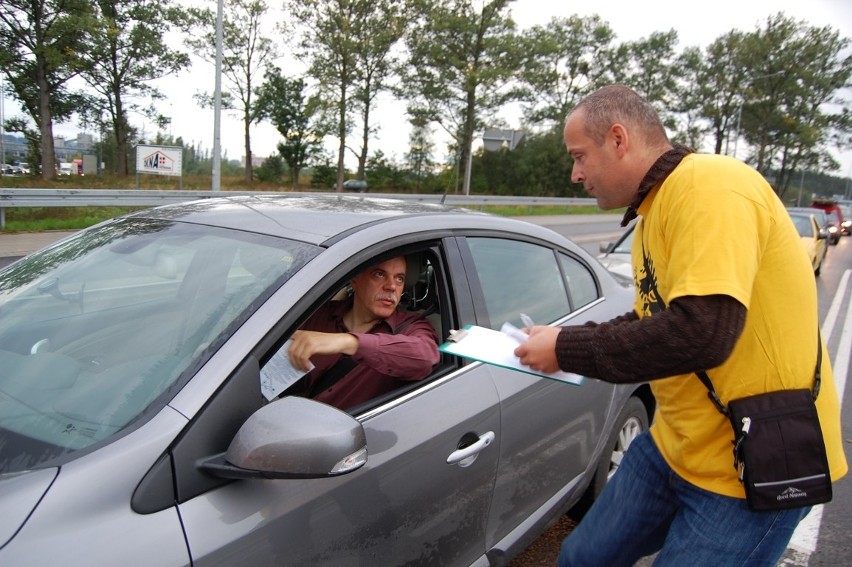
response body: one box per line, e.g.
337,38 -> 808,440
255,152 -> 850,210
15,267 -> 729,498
126,194 -> 520,246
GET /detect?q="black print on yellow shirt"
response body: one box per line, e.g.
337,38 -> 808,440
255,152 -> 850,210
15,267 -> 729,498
638,249 -> 666,316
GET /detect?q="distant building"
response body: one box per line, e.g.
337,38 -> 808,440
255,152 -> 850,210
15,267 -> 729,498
242,155 -> 266,168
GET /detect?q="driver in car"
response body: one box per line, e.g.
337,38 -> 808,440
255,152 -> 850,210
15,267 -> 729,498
288,255 -> 440,410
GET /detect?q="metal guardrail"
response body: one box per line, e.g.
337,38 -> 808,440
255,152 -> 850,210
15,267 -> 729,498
0,188 -> 597,228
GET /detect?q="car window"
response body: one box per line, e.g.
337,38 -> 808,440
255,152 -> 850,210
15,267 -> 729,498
466,237 -> 570,328
789,214 -> 814,237
558,252 -> 599,309
611,225 -> 635,254
0,218 -> 319,473
261,248 -> 448,411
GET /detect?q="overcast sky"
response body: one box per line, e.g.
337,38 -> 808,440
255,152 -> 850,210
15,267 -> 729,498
23,0 -> 852,177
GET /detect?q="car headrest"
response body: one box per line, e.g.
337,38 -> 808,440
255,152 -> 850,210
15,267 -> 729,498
406,253 -> 424,288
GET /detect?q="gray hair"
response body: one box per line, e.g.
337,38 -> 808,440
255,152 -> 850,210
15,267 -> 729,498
569,85 -> 669,147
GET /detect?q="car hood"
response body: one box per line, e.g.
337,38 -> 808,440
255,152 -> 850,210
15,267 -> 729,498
0,468 -> 58,549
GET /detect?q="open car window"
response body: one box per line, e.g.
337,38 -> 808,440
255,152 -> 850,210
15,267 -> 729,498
260,246 -> 452,413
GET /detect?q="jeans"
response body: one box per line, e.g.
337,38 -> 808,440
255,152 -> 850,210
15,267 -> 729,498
558,432 -> 811,567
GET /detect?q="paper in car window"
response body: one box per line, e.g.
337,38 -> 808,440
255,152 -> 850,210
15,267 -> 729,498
439,323 -> 584,386
260,339 -> 314,401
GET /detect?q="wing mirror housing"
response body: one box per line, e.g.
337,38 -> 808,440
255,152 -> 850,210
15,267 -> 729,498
200,396 -> 367,480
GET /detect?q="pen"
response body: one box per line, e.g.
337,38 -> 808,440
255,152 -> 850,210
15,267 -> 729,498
520,313 -> 535,328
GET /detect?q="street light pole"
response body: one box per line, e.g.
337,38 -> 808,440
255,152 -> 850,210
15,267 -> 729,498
211,0 -> 223,192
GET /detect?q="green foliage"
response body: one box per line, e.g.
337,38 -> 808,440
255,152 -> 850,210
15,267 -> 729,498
309,157 -> 337,189
80,0 -> 191,176
254,154 -> 288,183
401,0 -> 522,193
255,69 -> 324,186
0,0 -> 99,179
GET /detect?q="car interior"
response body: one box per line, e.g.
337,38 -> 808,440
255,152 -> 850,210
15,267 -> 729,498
270,246 -> 453,414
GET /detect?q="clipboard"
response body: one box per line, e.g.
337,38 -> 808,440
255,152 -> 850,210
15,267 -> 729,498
439,324 -> 584,386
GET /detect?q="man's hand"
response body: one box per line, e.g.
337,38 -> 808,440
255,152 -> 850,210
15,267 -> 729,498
288,330 -> 359,371
514,325 -> 561,374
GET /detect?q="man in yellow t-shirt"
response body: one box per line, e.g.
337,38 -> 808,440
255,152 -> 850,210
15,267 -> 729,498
515,84 -> 846,567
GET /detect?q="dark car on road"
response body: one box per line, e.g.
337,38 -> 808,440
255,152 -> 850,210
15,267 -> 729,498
0,195 -> 653,565
343,178 -> 368,192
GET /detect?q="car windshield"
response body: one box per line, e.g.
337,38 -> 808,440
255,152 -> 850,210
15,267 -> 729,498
789,214 -> 813,237
0,217 -> 320,473
611,226 -> 635,254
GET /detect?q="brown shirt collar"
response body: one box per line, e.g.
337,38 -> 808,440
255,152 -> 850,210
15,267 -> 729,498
621,144 -> 694,227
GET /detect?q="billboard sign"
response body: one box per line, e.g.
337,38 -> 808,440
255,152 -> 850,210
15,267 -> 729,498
136,145 -> 182,177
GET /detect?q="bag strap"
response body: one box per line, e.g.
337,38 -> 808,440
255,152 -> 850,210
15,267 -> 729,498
697,328 -> 823,416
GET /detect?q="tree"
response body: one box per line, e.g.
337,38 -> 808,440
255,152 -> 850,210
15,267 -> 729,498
517,15 -> 620,127
731,14 -> 852,196
348,0 -> 407,182
79,0 -> 190,176
284,0 -> 362,192
0,0 -> 96,180
255,68 -> 324,187
405,115 -> 435,191
186,0 -> 278,184
401,0 -> 522,194
620,30 -> 683,132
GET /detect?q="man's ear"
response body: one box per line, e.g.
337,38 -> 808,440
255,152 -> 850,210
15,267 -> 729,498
610,123 -> 629,157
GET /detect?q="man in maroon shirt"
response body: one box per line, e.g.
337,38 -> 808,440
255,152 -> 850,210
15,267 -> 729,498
288,255 -> 440,410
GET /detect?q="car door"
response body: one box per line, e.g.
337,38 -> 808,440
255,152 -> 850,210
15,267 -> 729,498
174,241 -> 503,566
458,235 -> 623,548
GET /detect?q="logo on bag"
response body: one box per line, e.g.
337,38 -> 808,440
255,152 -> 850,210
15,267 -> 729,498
777,487 -> 808,502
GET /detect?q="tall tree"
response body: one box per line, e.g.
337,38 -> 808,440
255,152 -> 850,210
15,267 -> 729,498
255,68 -> 324,187
517,15 -> 620,128
405,115 -> 435,191
283,0 -> 361,192
401,0 -> 521,194
186,0 -> 278,184
733,14 -> 851,196
80,0 -> 190,176
0,0 -> 96,180
348,0 -> 407,182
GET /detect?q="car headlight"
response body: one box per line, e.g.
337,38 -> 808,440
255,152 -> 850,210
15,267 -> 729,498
828,226 -> 838,234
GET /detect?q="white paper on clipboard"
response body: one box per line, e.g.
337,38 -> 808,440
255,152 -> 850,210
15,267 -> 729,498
439,323 -> 584,386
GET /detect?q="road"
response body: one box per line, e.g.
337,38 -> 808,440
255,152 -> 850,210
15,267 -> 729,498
1,216 -> 848,566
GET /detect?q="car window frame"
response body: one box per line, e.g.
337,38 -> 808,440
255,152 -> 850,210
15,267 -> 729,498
454,232 -> 603,330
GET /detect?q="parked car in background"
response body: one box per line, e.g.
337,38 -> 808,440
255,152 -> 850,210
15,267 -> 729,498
788,206 -> 837,246
0,163 -> 14,175
597,222 -> 636,285
342,178 -> 368,192
810,198 -> 844,244
839,203 -> 851,236
787,211 -> 828,276
0,195 -> 654,565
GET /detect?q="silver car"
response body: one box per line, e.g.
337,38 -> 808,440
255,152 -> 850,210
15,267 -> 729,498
0,195 -> 653,565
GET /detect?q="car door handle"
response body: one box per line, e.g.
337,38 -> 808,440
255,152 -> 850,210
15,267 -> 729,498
447,431 -> 495,467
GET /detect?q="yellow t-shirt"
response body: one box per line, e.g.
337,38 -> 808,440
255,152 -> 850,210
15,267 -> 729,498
633,153 -> 847,498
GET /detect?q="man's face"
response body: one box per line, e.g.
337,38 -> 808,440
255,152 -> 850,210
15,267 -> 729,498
563,109 -> 632,210
350,256 -> 407,320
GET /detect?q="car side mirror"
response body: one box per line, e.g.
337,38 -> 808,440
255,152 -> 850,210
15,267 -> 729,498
200,396 -> 367,480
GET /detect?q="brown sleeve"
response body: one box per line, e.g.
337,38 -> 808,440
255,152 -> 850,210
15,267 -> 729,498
554,294 -> 746,384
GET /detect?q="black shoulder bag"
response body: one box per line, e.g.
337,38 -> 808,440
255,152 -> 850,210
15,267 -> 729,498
696,332 -> 832,511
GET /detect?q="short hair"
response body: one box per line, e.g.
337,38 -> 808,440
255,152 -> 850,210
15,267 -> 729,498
569,85 -> 669,146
